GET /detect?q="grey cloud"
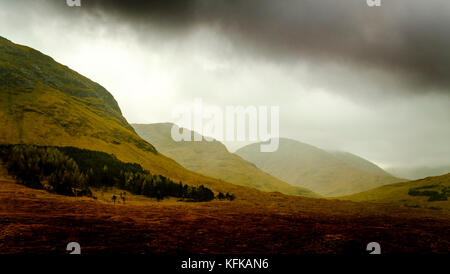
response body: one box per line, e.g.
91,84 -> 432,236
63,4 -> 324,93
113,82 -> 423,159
49,0 -> 450,93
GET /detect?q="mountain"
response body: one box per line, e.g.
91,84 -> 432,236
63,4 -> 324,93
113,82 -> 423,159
341,173 -> 450,211
0,36 -> 272,200
132,123 -> 318,197
236,138 -> 402,196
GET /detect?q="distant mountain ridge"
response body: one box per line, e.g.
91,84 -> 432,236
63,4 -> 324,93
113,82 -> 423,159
236,138 -> 403,196
132,123 -> 319,197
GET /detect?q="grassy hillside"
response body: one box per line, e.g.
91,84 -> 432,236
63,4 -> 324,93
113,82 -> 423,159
0,36 -> 278,201
236,138 -> 403,197
340,173 -> 450,211
132,123 -> 318,197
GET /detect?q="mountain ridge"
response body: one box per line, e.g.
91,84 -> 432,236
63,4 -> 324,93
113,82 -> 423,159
236,137 -> 403,196
132,123 -> 319,197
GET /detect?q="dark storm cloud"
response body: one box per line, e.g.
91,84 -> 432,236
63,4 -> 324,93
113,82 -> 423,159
53,0 -> 198,29
52,0 -> 450,93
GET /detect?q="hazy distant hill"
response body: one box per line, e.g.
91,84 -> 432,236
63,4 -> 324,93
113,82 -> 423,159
341,173 -> 450,211
0,36 -> 273,200
132,123 -> 318,197
236,138 -> 402,196
327,150 -> 391,176
386,166 -> 450,180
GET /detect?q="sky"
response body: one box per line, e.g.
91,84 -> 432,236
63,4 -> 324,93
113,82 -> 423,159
0,0 -> 449,178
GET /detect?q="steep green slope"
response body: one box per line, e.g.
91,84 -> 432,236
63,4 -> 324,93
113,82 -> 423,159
340,173 -> 450,211
0,36 -> 153,152
132,123 -> 318,197
236,138 -> 402,196
0,36 -> 274,201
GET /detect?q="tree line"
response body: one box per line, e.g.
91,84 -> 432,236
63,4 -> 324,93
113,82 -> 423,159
0,145 -> 235,202
408,185 -> 448,202
0,145 -> 91,196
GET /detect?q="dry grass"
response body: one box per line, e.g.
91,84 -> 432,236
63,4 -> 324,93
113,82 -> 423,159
0,178 -> 448,254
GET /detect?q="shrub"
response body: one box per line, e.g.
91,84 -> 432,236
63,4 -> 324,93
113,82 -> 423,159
408,186 -> 448,202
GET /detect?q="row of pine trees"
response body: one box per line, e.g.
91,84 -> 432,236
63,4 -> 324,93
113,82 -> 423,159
2,145 -> 90,196
0,145 -> 234,202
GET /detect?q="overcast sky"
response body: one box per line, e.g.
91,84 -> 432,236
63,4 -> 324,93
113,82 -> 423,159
0,0 -> 449,178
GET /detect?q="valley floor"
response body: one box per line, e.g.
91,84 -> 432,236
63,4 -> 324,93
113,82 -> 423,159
0,178 -> 449,254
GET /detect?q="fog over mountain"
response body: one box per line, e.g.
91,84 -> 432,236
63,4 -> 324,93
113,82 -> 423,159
0,0 -> 449,178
